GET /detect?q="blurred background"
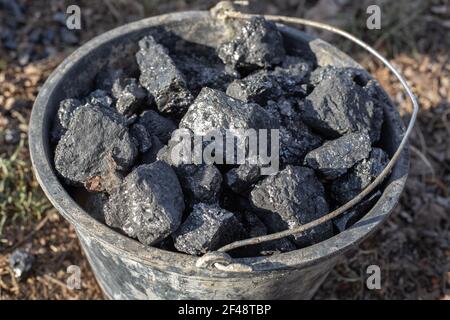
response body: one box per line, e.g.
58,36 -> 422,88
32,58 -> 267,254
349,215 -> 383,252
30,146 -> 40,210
0,0 -> 449,299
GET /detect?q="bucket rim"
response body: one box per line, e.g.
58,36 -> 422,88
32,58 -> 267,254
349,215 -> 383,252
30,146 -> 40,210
29,10 -> 409,276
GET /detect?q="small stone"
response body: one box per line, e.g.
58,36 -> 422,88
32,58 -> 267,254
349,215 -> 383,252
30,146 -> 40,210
173,203 -> 243,255
136,35 -> 193,117
333,191 -> 382,232
331,148 -> 389,204
4,127 -> 20,144
112,77 -> 147,115
130,123 -> 152,153
86,89 -> 114,109
225,164 -> 261,193
137,110 -> 177,144
303,66 -> 383,141
226,70 -> 283,105
104,161 -> 184,245
54,104 -> 137,186
57,98 -> 81,129
176,164 -> 223,206
218,16 -> 286,71
9,248 -> 34,279
304,131 -> 372,180
180,87 -> 276,135
250,165 -> 332,247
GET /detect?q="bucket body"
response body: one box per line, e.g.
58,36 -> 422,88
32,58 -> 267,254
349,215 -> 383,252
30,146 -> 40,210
29,11 -> 409,300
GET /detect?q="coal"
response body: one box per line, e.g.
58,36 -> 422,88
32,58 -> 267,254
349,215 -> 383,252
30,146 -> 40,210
250,165 -> 332,247
86,89 -> 115,109
232,211 -> 296,257
266,99 -> 323,165
176,164 -> 223,206
137,110 -> 177,144
111,77 -> 147,115
136,35 -> 193,117
173,203 -> 243,255
9,248 -> 34,279
130,123 -> 152,153
104,161 -> 184,245
225,164 -> 261,193
54,104 -> 137,186
217,16 -> 286,71
180,87 -> 276,135
226,70 -> 283,105
304,131 -> 372,180
57,98 -> 81,129
303,66 -> 383,141
141,135 -> 164,165
333,191 -> 382,232
331,148 -> 389,204
271,55 -> 311,96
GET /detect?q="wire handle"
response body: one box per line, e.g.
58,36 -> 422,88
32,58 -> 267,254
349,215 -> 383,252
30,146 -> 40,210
196,1 -> 418,272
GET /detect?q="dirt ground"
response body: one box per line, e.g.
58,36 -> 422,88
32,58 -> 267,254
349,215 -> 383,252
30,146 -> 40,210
0,0 -> 449,300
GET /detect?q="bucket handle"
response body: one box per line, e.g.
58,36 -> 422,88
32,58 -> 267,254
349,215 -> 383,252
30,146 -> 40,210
196,1 -> 419,272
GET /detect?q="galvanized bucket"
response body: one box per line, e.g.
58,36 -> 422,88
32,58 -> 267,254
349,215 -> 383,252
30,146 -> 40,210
29,10 -> 412,299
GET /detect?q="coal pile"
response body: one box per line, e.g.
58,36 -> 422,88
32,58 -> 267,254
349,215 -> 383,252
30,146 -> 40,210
52,16 -> 390,257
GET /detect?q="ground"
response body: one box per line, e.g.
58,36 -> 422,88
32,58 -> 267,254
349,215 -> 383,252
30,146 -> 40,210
0,0 -> 449,300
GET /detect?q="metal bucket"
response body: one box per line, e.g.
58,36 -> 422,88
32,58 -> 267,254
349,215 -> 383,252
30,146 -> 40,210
29,11 -> 409,299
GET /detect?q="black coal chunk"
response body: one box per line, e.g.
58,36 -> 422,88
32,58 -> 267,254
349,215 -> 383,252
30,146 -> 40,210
130,123 -> 152,153
176,164 -> 223,206
303,66 -> 383,141
111,77 -> 147,115
333,191 -> 382,232
173,203 -> 244,255
331,148 -> 389,204
217,16 -> 286,71
270,55 -> 311,96
225,164 -> 261,193
136,35 -> 193,117
267,99 -> 323,165
304,131 -> 372,180
226,70 -> 283,105
250,165 -> 332,247
86,89 -> 114,109
104,161 -> 184,245
137,110 -> 176,144
180,87 -> 276,135
54,104 -> 137,186
232,211 -> 296,257
57,98 -> 81,129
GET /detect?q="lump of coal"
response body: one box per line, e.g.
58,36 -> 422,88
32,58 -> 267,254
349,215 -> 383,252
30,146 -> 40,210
271,55 -> 311,96
226,70 -> 283,105
137,110 -> 176,144
267,99 -> 323,165
232,211 -> 296,257
173,203 -> 243,255
333,191 -> 382,232
304,131 -> 372,180
136,35 -> 193,117
58,98 -> 81,129
303,66 -> 383,141
104,161 -> 184,245
111,77 -> 147,115
174,53 -> 235,94
225,164 -> 261,193
54,104 -> 137,186
180,87 -> 276,135
250,165 -> 332,247
217,16 -> 286,71
86,89 -> 114,109
176,164 -> 223,206
130,123 -> 152,153
9,248 -> 34,279
331,148 -> 389,204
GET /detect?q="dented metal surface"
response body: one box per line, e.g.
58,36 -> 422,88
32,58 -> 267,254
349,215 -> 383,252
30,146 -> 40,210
29,11 -> 409,300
